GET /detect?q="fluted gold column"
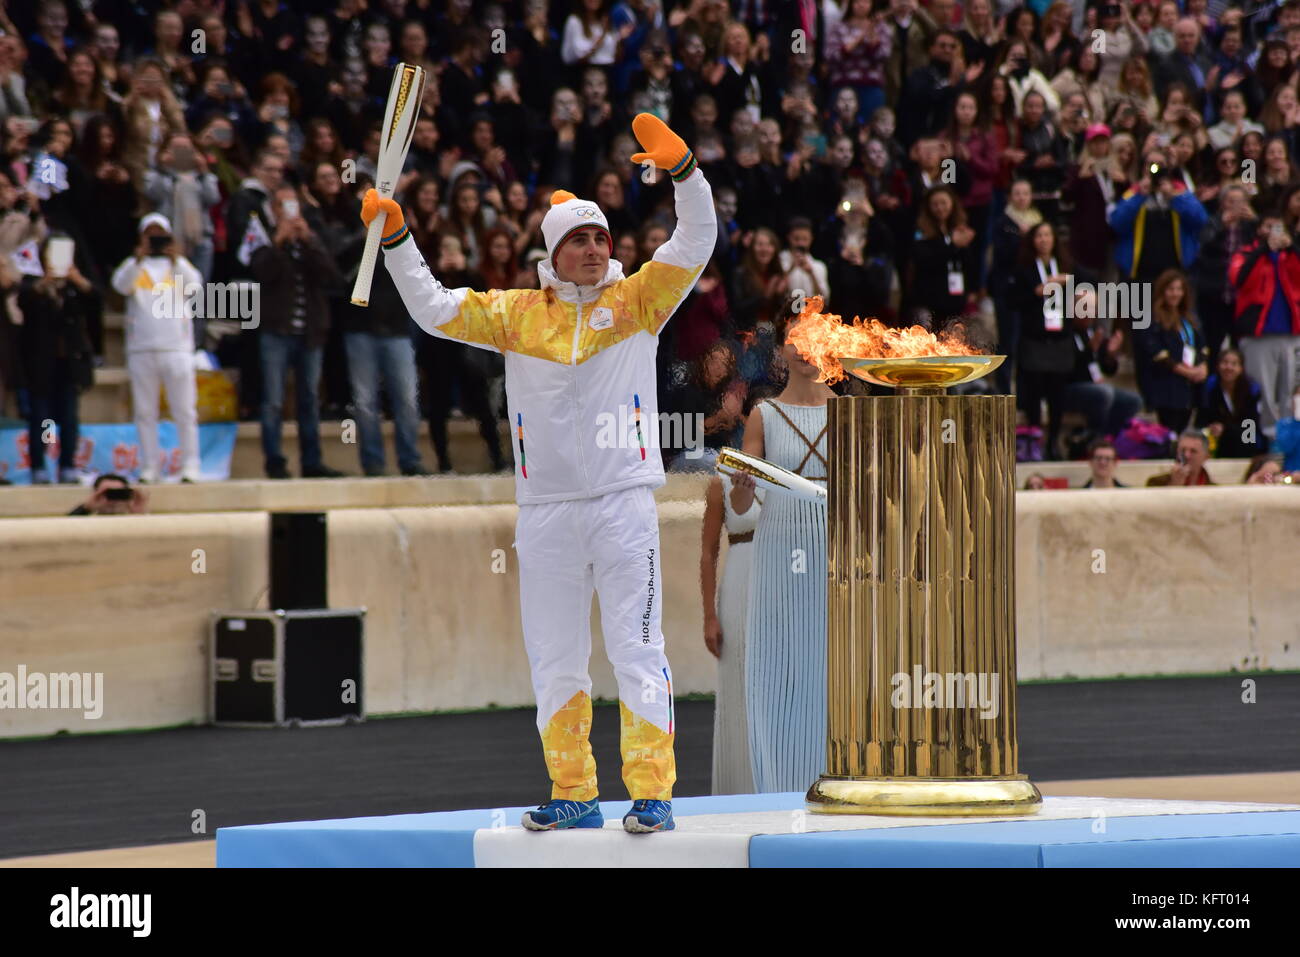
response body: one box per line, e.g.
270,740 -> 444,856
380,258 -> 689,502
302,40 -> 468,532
808,390 -> 1042,814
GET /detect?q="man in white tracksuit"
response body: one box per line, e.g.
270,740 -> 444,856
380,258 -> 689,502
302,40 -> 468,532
111,213 -> 202,483
363,113 -> 714,832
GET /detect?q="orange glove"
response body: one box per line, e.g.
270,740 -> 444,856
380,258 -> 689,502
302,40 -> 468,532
630,113 -> 697,181
361,188 -> 407,241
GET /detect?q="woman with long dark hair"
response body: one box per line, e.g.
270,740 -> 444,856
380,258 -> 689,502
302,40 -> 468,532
466,113 -> 517,193
560,0 -> 618,89
52,48 -> 120,135
184,60 -> 258,144
730,226 -> 787,333
298,118 -> 346,181
17,236 -> 100,483
396,18 -> 438,78
1253,37 -> 1293,97
1254,134 -> 1299,216
1135,268 -> 1209,432
1037,1 -> 1079,78
1006,6 -> 1047,74
941,91 -> 997,294
982,71 -> 1020,232
614,231 -> 639,275
78,114 -> 137,287
590,166 -> 639,237
404,176 -> 443,260
500,179 -> 545,259
1013,220 -> 1076,456
478,227 -> 519,291
860,134 -> 911,272
729,316 -> 832,793
1168,131 -> 1204,193
306,160 -> 361,254
1198,347 -> 1267,458
910,185 -> 978,322
1259,83 -> 1300,159
32,118 -> 100,291
444,180 -> 491,270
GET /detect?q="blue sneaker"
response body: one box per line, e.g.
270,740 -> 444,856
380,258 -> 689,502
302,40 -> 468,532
520,798 -> 604,831
623,799 -> 675,833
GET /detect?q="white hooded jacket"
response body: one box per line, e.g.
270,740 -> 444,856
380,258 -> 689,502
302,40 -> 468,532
111,254 -> 202,353
383,168 -> 716,504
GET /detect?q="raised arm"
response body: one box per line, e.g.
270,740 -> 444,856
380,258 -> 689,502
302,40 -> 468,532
364,191 -> 507,352
622,113 -> 717,335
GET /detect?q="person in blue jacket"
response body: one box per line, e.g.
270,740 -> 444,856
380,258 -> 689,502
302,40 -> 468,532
1109,157 -> 1208,284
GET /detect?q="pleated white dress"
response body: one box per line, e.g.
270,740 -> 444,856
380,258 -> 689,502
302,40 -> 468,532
711,475 -> 763,795
744,399 -> 829,794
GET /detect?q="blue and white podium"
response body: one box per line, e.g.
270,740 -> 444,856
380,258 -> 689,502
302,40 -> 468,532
216,794 -> 1300,867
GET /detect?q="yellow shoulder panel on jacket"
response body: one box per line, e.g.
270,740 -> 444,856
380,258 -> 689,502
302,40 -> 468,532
498,288 -> 579,364
623,259 -> 706,336
431,287 -> 512,351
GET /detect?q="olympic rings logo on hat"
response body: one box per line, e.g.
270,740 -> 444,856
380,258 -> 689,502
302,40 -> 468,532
574,207 -> 600,218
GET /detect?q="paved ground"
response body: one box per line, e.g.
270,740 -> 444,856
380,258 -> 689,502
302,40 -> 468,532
1,674 -> 1296,859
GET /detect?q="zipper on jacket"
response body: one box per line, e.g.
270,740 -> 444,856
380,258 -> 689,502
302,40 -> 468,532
570,296 -> 590,488
570,298 -> 584,364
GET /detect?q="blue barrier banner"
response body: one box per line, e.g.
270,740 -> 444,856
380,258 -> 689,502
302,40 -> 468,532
0,422 -> 238,484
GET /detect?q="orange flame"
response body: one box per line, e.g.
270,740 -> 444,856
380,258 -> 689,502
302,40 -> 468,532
786,297 -> 983,383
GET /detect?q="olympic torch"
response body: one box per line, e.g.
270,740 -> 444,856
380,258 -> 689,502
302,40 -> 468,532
350,62 -> 426,307
716,447 -> 827,503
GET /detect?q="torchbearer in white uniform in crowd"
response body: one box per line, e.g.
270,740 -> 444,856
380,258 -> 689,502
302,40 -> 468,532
111,213 -> 202,483
364,114 -> 716,833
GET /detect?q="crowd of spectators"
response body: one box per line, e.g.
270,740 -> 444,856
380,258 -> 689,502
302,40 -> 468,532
1,0 -> 1300,483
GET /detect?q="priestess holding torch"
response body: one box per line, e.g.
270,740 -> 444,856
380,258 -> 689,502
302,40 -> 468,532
728,316 -> 834,793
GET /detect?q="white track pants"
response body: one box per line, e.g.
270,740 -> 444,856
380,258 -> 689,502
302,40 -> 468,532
128,350 -> 199,482
514,484 -> 676,801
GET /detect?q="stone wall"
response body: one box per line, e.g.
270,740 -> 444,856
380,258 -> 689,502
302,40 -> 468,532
2,485 -> 1296,737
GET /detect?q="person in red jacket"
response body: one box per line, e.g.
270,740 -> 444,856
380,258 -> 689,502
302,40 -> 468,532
1228,211 -> 1300,440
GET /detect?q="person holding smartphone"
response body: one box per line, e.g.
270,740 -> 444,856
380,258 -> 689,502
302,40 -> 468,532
110,213 -> 203,484
1146,429 -> 1216,486
1109,157 -> 1208,285
249,184 -> 345,479
68,474 -> 149,515
1228,212 -> 1300,442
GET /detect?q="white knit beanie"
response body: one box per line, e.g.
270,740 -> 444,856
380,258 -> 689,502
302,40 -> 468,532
541,189 -> 612,259
138,212 -> 173,234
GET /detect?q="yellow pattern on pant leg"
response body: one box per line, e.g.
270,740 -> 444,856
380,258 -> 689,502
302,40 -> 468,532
540,691 -> 598,801
619,701 -> 676,800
